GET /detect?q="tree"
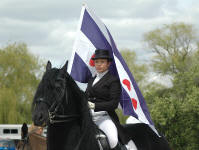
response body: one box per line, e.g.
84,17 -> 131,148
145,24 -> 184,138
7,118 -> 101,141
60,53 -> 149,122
144,22 -> 198,75
0,43 -> 44,124
148,56 -> 199,150
143,23 -> 199,150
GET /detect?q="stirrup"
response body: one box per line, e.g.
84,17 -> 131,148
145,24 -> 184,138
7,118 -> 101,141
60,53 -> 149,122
96,129 -> 110,150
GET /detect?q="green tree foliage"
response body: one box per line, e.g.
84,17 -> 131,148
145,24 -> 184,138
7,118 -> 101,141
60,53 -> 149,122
149,57 -> 199,150
144,23 -> 199,150
144,22 -> 198,75
0,43 -> 44,124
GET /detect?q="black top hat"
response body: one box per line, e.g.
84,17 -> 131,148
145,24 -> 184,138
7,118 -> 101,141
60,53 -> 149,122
92,49 -> 113,61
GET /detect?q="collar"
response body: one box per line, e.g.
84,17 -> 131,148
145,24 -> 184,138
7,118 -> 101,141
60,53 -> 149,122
96,70 -> 109,78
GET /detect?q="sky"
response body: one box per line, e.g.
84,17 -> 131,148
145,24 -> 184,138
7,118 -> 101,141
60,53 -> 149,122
0,0 -> 198,69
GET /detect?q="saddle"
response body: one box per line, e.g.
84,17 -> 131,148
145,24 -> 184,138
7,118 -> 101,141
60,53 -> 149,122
96,129 -> 127,150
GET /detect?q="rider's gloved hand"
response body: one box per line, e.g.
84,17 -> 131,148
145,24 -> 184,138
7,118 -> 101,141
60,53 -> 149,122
88,101 -> 95,109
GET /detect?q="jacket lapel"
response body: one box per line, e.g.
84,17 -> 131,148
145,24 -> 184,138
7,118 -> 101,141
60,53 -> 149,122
88,76 -> 96,88
92,71 -> 110,88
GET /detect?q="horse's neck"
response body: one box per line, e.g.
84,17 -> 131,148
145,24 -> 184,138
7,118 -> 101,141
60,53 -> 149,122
46,81 -> 99,150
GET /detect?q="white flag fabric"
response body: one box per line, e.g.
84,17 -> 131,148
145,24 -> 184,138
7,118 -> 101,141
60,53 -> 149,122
68,4 -> 158,135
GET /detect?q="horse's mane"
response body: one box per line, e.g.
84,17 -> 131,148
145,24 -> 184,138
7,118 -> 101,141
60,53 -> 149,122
66,73 -> 96,128
31,69 -> 60,113
32,66 -> 99,149
32,67 -> 96,132
65,73 -> 98,148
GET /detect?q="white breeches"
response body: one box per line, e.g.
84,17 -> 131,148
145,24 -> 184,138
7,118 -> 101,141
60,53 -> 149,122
92,111 -> 118,148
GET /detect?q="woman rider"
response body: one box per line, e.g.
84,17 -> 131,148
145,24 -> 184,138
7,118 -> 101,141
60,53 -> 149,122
85,49 -> 129,150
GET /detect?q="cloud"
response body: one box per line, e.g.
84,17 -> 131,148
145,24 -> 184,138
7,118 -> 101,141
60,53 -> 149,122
0,0 -> 82,21
85,0 -> 176,19
0,0 -> 199,68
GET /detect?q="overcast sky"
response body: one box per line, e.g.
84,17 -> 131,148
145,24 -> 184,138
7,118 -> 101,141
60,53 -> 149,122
0,0 -> 199,68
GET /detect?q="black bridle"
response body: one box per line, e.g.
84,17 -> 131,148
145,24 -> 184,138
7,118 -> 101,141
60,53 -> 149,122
36,96 -> 88,150
36,97 -> 80,124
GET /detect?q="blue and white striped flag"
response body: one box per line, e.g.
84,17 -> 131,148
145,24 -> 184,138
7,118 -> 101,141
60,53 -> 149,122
68,4 -> 156,131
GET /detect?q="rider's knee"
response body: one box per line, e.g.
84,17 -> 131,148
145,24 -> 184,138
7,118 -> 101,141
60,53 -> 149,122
108,136 -> 118,148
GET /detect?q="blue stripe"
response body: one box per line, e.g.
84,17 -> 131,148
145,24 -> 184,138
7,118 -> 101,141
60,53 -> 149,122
70,53 -> 92,83
81,9 -> 118,77
81,9 -> 111,50
121,88 -> 138,118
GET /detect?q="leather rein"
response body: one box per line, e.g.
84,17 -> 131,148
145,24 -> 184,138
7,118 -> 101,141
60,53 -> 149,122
36,97 -> 80,124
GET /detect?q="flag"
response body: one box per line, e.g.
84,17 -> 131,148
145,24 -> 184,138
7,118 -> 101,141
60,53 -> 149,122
68,4 -> 157,132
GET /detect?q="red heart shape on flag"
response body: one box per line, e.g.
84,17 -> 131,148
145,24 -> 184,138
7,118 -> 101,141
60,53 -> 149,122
131,98 -> 137,110
122,79 -> 131,91
89,54 -> 95,67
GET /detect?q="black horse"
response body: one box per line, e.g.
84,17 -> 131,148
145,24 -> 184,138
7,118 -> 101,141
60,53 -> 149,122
32,61 -> 171,150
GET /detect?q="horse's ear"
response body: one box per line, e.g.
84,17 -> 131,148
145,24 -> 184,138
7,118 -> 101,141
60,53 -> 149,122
46,61 -> 52,71
61,60 -> 68,73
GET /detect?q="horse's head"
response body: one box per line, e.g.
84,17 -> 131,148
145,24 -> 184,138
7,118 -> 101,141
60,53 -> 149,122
32,61 -> 69,126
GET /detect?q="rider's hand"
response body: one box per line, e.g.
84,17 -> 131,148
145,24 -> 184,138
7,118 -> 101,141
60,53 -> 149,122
88,101 -> 95,109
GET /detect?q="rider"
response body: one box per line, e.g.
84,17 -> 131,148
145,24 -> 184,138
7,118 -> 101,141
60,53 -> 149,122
85,49 -> 130,150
